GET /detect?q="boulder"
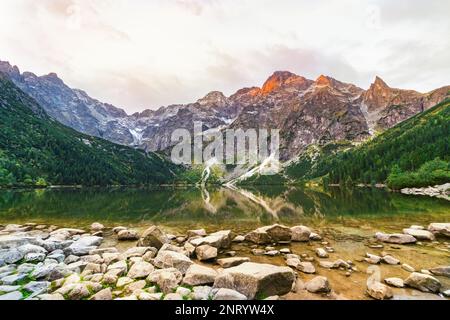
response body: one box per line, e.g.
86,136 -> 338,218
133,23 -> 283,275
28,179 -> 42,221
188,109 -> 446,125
187,229 -> 207,238
403,228 -> 435,241
290,226 -> 311,242
404,272 -> 441,293
127,261 -> 154,279
190,230 -> 233,249
195,245 -> 217,261
384,277 -> 404,288
428,223 -> 450,237
367,281 -> 393,300
183,264 -> 218,286
90,223 -> 105,232
213,262 -> 295,300
305,276 -> 331,293
315,248 -> 329,258
365,253 -> 381,264
189,286 -> 212,300
296,262 -> 316,274
375,232 -> 416,244
0,249 -> 24,264
159,243 -> 188,256
217,257 -> 250,268
117,230 -> 139,241
121,247 -> 157,259
429,266 -> 450,278
113,226 -> 127,234
137,226 -> 168,249
153,250 -> 193,274
17,244 -> 47,255
245,225 -> 291,244
66,236 -> 102,256
90,288 -> 112,300
381,255 -> 400,265
147,268 -> 183,294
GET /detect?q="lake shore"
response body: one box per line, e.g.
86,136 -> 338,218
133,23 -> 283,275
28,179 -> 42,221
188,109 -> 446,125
1,221 -> 449,301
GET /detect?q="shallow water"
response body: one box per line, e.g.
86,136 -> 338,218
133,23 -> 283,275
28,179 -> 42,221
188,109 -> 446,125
0,186 -> 448,232
0,185 -> 449,300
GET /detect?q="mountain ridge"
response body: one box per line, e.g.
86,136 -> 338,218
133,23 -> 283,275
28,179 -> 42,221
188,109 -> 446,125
1,59 -> 448,161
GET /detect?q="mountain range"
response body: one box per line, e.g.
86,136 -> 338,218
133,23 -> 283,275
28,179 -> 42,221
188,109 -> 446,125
1,60 -> 448,162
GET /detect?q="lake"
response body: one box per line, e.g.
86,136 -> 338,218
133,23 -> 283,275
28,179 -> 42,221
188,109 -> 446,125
0,185 -> 449,234
1,185 -> 449,300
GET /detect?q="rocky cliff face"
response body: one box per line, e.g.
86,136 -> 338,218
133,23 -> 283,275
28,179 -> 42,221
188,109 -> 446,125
1,60 -> 448,160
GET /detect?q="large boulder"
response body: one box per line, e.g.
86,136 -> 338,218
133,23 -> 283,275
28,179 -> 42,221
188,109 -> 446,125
189,230 -> 233,249
153,250 -> 193,274
127,261 -> 154,279
428,223 -> 450,237
375,232 -> 416,244
137,226 -> 168,249
213,262 -> 295,299
290,226 -> 311,242
147,268 -> 183,294
245,225 -> 291,244
65,236 -> 103,256
195,245 -> 217,261
183,264 -> 218,286
402,228 -> 435,241
404,272 -> 441,293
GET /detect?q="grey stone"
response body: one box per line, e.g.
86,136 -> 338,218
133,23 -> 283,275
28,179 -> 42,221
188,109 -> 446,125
183,264 -> 218,286
404,272 -> 441,293
213,262 -> 295,300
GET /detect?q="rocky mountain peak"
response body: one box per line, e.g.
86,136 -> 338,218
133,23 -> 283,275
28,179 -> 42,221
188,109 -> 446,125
197,91 -> 228,107
0,60 -> 20,78
261,71 -> 307,94
315,74 -> 332,86
373,76 -> 390,90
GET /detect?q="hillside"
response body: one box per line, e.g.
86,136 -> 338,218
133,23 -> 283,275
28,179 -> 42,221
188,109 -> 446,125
283,99 -> 450,187
0,73 -> 179,187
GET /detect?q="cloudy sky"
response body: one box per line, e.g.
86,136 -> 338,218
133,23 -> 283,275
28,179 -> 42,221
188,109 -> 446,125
0,0 -> 449,113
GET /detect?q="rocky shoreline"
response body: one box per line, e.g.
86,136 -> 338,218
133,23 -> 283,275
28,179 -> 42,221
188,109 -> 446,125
0,222 -> 449,301
401,183 -> 450,201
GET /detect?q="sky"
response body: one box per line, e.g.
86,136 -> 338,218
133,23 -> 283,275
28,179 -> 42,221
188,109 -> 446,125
0,0 -> 449,113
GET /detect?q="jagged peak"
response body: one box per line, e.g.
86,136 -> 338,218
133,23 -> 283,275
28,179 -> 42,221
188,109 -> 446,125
315,74 -> 332,86
0,60 -> 20,76
261,70 -> 307,94
373,76 -> 390,89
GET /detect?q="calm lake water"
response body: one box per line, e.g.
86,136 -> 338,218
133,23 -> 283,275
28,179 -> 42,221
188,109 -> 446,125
1,186 -> 449,300
0,186 -> 448,234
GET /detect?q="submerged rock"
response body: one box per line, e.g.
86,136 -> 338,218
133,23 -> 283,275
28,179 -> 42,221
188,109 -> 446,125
375,232 -> 416,244
217,257 -> 250,268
